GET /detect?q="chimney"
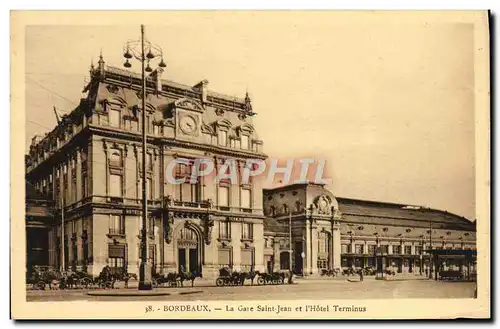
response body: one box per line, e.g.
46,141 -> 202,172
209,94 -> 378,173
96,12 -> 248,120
194,80 -> 209,103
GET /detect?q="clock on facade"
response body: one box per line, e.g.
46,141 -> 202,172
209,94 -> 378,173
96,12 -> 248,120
179,115 -> 198,135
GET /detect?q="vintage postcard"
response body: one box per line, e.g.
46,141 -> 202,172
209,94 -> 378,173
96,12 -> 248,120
10,10 -> 490,319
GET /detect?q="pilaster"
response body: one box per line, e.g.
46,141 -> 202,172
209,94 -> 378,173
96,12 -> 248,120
310,220 -> 318,275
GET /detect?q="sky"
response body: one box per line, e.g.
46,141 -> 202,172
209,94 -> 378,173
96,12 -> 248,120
24,12 -> 476,220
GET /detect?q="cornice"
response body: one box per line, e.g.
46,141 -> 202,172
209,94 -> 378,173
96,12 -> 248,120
88,125 -> 267,160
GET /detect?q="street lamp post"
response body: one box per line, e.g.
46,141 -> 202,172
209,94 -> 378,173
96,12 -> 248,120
122,24 -> 166,290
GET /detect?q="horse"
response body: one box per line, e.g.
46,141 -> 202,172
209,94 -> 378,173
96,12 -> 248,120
178,270 -> 197,288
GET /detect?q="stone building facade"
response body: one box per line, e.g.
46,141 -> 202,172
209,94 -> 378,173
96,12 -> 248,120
25,56 -> 266,279
262,183 -> 477,275
25,56 -> 477,280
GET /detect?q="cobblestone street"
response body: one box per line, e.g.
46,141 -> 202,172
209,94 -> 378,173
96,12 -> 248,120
26,279 -> 476,302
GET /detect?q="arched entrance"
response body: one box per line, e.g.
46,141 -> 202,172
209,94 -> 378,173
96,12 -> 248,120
176,226 -> 201,276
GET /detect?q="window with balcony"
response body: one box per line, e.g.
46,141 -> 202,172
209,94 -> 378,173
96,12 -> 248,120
219,220 -> 231,240
218,185 -> 230,210
109,174 -> 123,197
404,246 -> 412,255
174,161 -> 201,203
109,215 -> 124,235
242,222 -> 253,240
415,246 -> 423,255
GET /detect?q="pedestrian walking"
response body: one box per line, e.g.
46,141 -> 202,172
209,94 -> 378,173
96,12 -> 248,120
359,269 -> 364,282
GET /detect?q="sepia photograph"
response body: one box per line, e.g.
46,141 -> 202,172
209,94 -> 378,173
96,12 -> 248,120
10,10 -> 490,319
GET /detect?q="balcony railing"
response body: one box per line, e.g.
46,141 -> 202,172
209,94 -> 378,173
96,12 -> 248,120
108,229 -> 125,236
173,200 -> 210,209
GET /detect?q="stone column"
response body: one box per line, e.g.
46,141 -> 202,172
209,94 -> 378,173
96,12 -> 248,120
311,221 -> 318,275
332,225 -> 341,269
231,221 -> 242,271
305,219 -> 311,275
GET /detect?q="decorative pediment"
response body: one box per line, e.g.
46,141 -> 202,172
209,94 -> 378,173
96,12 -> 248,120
201,122 -> 215,135
106,96 -> 127,108
174,98 -> 204,112
238,123 -> 255,135
215,118 -> 233,129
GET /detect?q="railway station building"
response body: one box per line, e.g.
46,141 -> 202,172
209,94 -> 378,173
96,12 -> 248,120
25,55 -> 477,279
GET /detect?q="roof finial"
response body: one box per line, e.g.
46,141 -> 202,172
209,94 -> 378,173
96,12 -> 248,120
98,48 -> 104,64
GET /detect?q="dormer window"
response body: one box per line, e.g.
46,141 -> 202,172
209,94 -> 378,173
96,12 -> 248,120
218,129 -> 228,147
109,108 -> 121,127
241,134 -> 249,150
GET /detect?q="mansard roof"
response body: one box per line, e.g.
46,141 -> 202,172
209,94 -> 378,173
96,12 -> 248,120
336,197 -> 474,230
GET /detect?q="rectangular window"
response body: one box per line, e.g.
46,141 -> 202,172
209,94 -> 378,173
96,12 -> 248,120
107,257 -> 124,274
415,246 -> 422,255
241,249 -> 254,266
240,188 -> 251,209
174,161 -> 200,203
368,245 -> 376,255
109,109 -> 121,127
147,153 -> 153,171
219,220 -> 231,239
218,248 -> 232,268
341,244 -> 349,254
218,185 -> 230,208
109,174 -> 123,197
242,222 -> 253,240
82,174 -> 88,198
404,246 -> 412,255
109,215 -> 124,235
147,177 -> 153,200
380,245 -> 389,254
392,245 -> 401,254
241,135 -> 249,150
218,130 -> 227,146
355,244 -> 364,254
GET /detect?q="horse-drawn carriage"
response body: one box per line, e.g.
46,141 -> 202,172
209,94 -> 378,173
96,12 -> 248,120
26,266 -> 137,290
320,268 -> 341,277
215,267 -> 257,287
152,268 -> 197,288
255,271 -> 286,285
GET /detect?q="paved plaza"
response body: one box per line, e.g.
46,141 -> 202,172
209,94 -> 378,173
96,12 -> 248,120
26,278 -> 476,302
